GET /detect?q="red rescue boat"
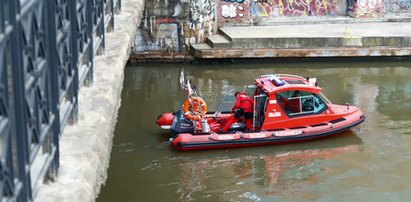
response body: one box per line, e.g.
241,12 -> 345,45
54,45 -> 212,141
156,74 -> 365,151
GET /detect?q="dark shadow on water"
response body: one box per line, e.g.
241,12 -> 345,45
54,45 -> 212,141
129,56 -> 411,71
194,56 -> 411,65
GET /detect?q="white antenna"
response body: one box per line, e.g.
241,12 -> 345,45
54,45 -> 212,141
179,68 -> 185,90
187,79 -> 193,97
179,68 -> 197,97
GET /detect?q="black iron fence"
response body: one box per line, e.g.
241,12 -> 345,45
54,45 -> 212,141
0,0 -> 120,201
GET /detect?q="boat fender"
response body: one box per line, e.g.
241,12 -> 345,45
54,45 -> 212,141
182,96 -> 207,121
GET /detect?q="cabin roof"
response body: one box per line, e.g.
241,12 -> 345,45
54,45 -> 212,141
254,74 -> 322,95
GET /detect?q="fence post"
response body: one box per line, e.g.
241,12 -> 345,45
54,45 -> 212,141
9,0 -> 33,201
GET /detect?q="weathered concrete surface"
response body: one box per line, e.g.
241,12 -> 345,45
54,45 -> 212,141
128,52 -> 193,63
34,0 -> 144,201
192,20 -> 411,59
191,46 -> 411,59
207,35 -> 232,48
219,22 -> 411,48
256,13 -> 411,26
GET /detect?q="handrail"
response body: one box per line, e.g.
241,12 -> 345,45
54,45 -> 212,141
259,74 -> 306,80
0,0 -> 121,201
274,74 -> 306,80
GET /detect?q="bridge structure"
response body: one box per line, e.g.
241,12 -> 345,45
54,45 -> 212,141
0,0 -> 120,201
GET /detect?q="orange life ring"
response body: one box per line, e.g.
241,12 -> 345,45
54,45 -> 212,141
182,96 -> 207,121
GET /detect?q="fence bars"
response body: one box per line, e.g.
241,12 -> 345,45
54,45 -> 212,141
0,0 -> 121,201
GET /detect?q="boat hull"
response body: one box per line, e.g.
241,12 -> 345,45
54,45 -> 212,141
172,111 -> 365,151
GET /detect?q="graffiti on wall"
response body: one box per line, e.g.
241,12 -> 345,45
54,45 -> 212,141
347,0 -> 355,13
250,0 -> 340,17
351,0 -> 383,17
155,23 -> 180,52
135,0 -> 216,53
135,17 -> 181,52
384,0 -> 411,13
217,0 -> 251,25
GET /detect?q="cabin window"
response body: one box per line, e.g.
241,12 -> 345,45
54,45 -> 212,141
276,90 -> 327,116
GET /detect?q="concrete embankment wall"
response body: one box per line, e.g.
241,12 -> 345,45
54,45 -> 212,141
129,0 -> 411,62
35,0 -> 144,201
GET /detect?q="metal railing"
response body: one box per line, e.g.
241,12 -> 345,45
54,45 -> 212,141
0,0 -> 121,201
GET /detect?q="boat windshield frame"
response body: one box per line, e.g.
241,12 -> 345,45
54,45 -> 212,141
253,93 -> 268,130
318,92 -> 332,104
244,84 -> 257,98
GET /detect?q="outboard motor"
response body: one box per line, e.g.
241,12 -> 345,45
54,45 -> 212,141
229,122 -> 246,131
171,110 -> 194,135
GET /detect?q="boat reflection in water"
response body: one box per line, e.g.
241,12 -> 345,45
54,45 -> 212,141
175,131 -> 362,201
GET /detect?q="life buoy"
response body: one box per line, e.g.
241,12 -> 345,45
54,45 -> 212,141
182,96 -> 207,121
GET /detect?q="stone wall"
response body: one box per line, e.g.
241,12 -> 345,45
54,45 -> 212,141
134,0 -> 411,56
348,0 -> 410,17
248,0 -> 347,18
384,0 -> 411,13
136,0 -> 216,52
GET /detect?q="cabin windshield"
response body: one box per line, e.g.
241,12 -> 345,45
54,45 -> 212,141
276,90 -> 327,116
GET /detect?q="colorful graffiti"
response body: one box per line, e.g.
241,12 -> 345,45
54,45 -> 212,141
134,0 -> 409,54
250,0 -> 341,17
217,0 -> 251,25
354,0 -> 383,17
348,0 -> 410,17
384,0 -> 411,13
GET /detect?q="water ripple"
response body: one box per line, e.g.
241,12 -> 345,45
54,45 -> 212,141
140,160 -> 161,170
113,142 -> 135,153
238,192 -> 261,201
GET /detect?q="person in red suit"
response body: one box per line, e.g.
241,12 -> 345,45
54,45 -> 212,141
220,91 -> 254,132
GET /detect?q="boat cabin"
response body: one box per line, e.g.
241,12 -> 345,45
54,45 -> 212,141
246,74 -> 336,130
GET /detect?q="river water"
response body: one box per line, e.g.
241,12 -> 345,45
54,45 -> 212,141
98,59 -> 411,202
